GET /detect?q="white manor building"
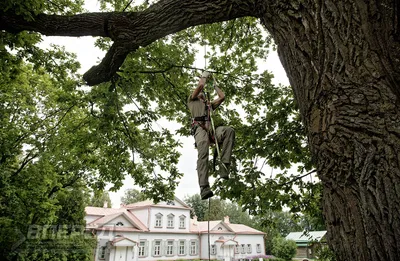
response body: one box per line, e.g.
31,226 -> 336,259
85,197 -> 266,261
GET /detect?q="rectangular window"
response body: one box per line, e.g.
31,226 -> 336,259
211,244 -> 216,255
167,216 -> 174,228
99,246 -> 106,259
190,240 -> 197,255
241,244 -> 246,254
139,241 -> 146,257
247,244 -> 252,253
166,240 -> 174,256
178,240 -> 186,255
153,240 -> 161,256
234,245 -> 239,254
256,244 -> 261,253
179,216 -> 185,228
155,216 -> 162,227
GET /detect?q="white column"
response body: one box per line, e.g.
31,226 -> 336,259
133,245 -> 139,261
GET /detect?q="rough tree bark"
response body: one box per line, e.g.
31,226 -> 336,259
1,0 -> 400,260
260,1 -> 400,260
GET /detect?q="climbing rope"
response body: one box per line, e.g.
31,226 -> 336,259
205,78 -> 228,174
202,22 -> 212,261
208,198 -> 211,261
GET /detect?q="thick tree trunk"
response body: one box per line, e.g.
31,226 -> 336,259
260,1 -> 400,260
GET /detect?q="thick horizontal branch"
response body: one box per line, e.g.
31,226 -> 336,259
0,12 -> 118,37
1,0 -> 262,85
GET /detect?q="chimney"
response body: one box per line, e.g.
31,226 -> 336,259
103,201 -> 108,208
193,215 -> 198,225
224,216 -> 230,224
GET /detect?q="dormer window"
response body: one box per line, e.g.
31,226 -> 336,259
179,215 -> 186,229
256,244 -> 261,253
155,213 -> 163,228
116,222 -> 124,226
167,213 -> 174,228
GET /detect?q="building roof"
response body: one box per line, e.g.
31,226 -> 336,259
112,236 -> 138,245
190,219 -> 265,235
86,208 -> 148,231
215,238 -> 238,245
228,223 -> 265,234
85,206 -> 124,216
286,231 -> 327,243
125,197 -> 191,210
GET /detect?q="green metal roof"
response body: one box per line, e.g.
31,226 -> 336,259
285,231 -> 327,243
296,243 -> 309,247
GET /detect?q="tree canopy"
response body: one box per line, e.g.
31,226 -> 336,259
121,188 -> 148,204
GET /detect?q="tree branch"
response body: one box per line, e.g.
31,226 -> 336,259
1,0 -> 261,86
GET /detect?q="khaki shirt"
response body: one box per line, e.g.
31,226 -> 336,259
188,94 -> 207,118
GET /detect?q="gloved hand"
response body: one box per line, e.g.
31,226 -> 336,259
201,71 -> 212,79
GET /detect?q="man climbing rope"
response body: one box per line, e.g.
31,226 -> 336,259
188,71 -> 235,200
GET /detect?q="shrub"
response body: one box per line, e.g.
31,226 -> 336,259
271,236 -> 297,261
315,245 -> 336,261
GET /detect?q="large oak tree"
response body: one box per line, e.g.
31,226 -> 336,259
2,0 -> 400,260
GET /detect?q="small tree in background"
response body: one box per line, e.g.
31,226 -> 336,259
89,191 -> 112,208
271,236 -> 297,261
121,189 -> 148,205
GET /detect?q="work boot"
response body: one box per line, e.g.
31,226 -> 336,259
219,162 -> 230,180
200,186 -> 214,200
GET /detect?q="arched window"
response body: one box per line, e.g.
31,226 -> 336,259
167,213 -> 175,228
179,215 -> 186,229
155,213 -> 163,227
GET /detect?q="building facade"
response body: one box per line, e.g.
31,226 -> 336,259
285,231 -> 327,259
85,197 -> 265,261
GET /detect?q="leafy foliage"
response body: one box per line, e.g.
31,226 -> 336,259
271,236 -> 297,261
315,245 -> 337,261
89,191 -> 112,208
184,194 -> 254,227
121,188 -> 148,204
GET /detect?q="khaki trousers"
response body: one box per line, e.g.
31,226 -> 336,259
194,126 -> 235,187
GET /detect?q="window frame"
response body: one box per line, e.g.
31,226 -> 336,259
179,215 -> 186,229
241,244 -> 246,254
247,244 -> 252,254
166,240 -> 174,256
155,213 -> 163,228
178,240 -> 186,255
256,243 -> 261,253
99,246 -> 106,259
211,244 -> 217,255
138,240 -> 147,257
167,213 -> 175,228
153,240 -> 162,257
189,240 -> 198,255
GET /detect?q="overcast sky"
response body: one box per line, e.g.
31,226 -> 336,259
39,0 -> 290,207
